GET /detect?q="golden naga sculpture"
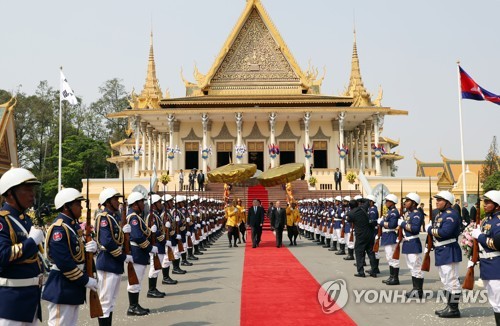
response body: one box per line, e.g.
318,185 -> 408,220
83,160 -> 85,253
193,63 -> 206,87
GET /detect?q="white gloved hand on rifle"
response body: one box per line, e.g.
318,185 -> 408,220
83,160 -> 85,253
85,277 -> 98,292
29,227 -> 44,245
122,224 -> 131,233
124,255 -> 134,264
165,221 -> 171,228
471,227 -> 481,239
467,260 -> 475,268
176,234 -> 182,240
150,245 -> 158,255
150,225 -> 158,233
85,240 -> 98,253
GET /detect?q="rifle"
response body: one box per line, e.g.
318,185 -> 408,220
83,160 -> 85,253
340,205 -> 346,238
85,175 -> 103,318
462,175 -> 481,290
393,180 -> 403,260
121,173 -> 139,285
162,202 -> 176,262
174,186 -> 185,253
373,195 -> 383,252
422,176 -> 433,272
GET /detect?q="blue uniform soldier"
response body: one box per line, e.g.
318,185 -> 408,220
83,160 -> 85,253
43,188 -> 98,326
145,194 -> 167,298
0,168 -> 43,325
400,193 -> 424,298
471,190 -> 500,325
426,190 -> 462,318
379,194 -> 400,285
365,194 -> 380,275
160,194 -> 178,284
95,188 -> 132,325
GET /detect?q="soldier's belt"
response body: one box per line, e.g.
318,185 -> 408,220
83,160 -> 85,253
403,235 -> 419,241
383,229 -> 396,233
433,239 -> 456,247
479,251 -> 500,259
0,274 -> 43,287
334,218 -> 342,221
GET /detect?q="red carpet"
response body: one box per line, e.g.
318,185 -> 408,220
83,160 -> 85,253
240,229 -> 356,325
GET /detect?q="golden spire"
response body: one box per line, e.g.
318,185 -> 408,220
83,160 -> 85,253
134,30 -> 163,109
343,29 -> 373,107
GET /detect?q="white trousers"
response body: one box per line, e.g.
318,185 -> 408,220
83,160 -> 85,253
173,246 -> 181,260
47,303 -> 78,326
335,228 -> 344,244
149,253 -> 165,278
384,244 -> 399,268
127,263 -> 147,293
346,233 -> 354,249
437,262 -> 461,293
405,253 -> 423,278
483,279 -> 500,313
162,249 -> 173,268
97,270 -> 121,318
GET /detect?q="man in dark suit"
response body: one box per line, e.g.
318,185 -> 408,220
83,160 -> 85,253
334,168 -> 342,190
197,171 -> 205,191
273,201 -> 286,248
461,202 -> 470,228
267,202 -> 276,231
247,199 -> 264,248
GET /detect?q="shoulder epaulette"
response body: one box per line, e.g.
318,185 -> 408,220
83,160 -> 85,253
0,210 -> 10,217
53,219 -> 64,227
446,210 -> 452,214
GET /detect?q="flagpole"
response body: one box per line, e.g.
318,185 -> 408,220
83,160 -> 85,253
58,67 -> 63,191
457,61 -> 467,202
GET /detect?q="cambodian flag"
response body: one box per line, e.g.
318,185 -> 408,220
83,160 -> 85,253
459,66 -> 500,105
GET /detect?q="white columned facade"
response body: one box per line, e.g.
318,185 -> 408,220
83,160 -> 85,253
303,112 -> 311,180
235,112 -> 243,164
366,121 -> 372,171
360,124 -> 366,171
157,130 -> 162,171
202,113 -> 209,173
147,126 -> 153,171
374,113 -> 383,176
348,131 -> 353,170
269,112 -> 277,168
133,116 -> 140,177
152,130 -> 158,172
354,127 -> 360,170
338,112 -> 345,174
162,132 -> 168,172
168,114 -> 175,175
141,121 -> 147,175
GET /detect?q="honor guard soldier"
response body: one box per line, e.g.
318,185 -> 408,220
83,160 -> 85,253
126,191 -> 154,316
331,196 -> 342,253
176,196 -> 193,267
42,188 -> 98,326
342,196 -> 355,260
160,194 -> 177,284
365,195 -> 380,275
426,191 -> 462,318
471,190 -> 500,324
0,168 -> 43,325
379,194 -> 400,285
95,188 -> 131,325
145,194 -> 166,298
399,193 -> 424,298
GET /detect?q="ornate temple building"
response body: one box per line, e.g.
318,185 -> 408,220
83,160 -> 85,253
108,0 -> 407,191
0,98 -> 19,174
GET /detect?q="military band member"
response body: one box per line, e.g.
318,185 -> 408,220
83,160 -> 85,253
95,188 -> 131,325
426,191 -> 462,318
225,199 -> 240,248
43,188 -> 98,326
399,193 -> 424,298
471,190 -> 500,324
379,194 -> 400,285
286,201 -> 300,246
145,194 -> 166,298
126,191 -> 154,316
0,168 -> 43,325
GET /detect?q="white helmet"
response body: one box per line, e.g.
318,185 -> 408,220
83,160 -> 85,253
55,188 -> 85,210
354,195 -> 362,201
433,191 -> 454,204
335,196 -> 342,202
365,195 -> 376,202
0,168 -> 40,195
99,188 -> 121,205
163,194 -> 173,202
176,195 -> 186,202
127,192 -> 144,206
385,194 -> 398,204
404,192 -> 421,205
483,190 -> 500,206
343,196 -> 351,202
150,194 -> 162,204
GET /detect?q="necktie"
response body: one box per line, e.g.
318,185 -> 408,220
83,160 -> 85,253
254,207 -> 256,213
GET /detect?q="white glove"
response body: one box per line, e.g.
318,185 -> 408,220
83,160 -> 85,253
165,221 -> 171,228
187,217 -> 191,223
85,240 -> 98,253
202,221 -> 206,225
124,255 -> 134,264
341,213 -> 344,218
186,231 -> 191,236
85,277 -> 98,292
176,234 -> 182,240
196,223 -> 201,228
176,217 -> 180,222
471,228 -> 481,239
166,240 -> 172,247
424,247 -> 428,254
122,224 -> 131,233
29,227 -> 44,245
375,235 -> 379,240
467,260 -> 475,268
377,218 -> 383,224
425,223 -> 432,232
397,219 -> 404,227
396,239 -> 400,244
150,246 -> 158,254
150,225 -> 158,233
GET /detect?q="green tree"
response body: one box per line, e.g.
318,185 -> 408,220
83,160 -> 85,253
480,136 -> 499,182
483,171 -> 500,193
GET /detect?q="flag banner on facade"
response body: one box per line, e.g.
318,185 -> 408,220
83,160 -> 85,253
60,70 -> 78,105
459,66 -> 500,105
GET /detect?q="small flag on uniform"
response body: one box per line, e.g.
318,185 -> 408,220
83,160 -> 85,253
459,66 -> 500,106
60,69 -> 78,105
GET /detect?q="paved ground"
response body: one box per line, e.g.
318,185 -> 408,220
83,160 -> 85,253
40,231 -> 496,325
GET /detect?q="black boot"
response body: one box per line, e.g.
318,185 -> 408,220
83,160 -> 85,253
318,236 -> 325,245
181,253 -> 193,266
438,292 -> 460,318
162,267 -> 178,285
406,277 -> 418,298
382,266 -> 393,284
187,248 -> 199,260
335,243 -> 346,255
199,241 -> 207,251
314,234 -> 320,242
127,292 -> 148,316
495,312 -> 500,325
386,267 -> 400,285
194,244 -> 203,255
435,291 -> 450,315
366,259 -> 380,275
98,317 -> 110,326
323,238 -> 331,248
329,241 -> 338,251
343,248 -> 355,260
172,259 -> 187,274
147,277 -> 166,298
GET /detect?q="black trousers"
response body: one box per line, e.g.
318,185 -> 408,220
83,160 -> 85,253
355,240 -> 376,274
287,225 -> 298,241
275,227 -> 284,246
251,227 -> 260,246
335,181 -> 341,190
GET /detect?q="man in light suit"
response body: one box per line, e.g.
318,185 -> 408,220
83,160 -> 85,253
334,168 -> 342,190
273,200 -> 287,248
247,199 -> 264,248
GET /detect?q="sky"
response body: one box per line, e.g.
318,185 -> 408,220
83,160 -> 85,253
1,0 -> 498,177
